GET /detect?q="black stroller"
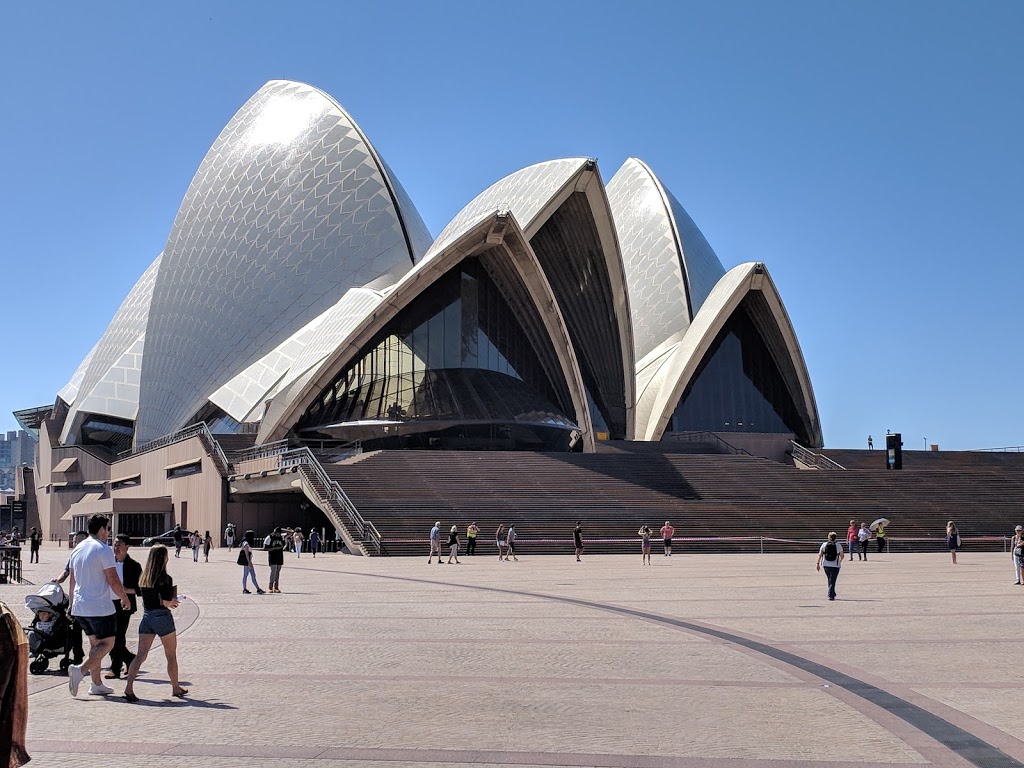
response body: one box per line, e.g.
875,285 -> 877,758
24,582 -> 75,674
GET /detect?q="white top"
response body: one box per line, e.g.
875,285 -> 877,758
818,541 -> 843,567
858,527 -> 870,542
69,536 -> 117,617
108,560 -> 125,601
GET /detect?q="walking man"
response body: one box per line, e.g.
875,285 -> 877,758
67,514 -> 131,697
267,527 -> 285,593
573,521 -> 584,562
428,521 -> 443,564
28,527 -> 41,564
172,525 -> 184,558
506,524 -> 519,561
106,533 -> 140,679
225,524 -> 235,551
660,520 -> 675,557
846,520 -> 860,561
815,531 -> 844,601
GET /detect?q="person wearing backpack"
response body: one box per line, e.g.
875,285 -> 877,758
815,531 -> 844,601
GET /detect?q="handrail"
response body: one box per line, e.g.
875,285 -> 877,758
118,423 -> 231,477
279,447 -> 381,555
971,446 -> 1024,453
789,441 -> 845,470
664,431 -> 751,456
231,439 -> 290,463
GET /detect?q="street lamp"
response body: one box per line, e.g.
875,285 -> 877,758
923,437 -> 927,451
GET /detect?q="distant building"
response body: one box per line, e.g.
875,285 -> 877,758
0,430 -> 36,490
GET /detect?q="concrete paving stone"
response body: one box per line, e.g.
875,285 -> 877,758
3,550 -> 1022,767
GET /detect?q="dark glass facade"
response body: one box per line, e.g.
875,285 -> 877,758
297,260 -> 580,450
668,303 -> 806,439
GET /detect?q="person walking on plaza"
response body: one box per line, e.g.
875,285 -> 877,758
237,531 -> 265,594
105,534 -> 140,680
123,545 -> 188,702
875,522 -> 887,553
190,530 -> 201,562
1012,525 -> 1023,585
495,524 -> 506,561
815,531 -> 844,601
447,525 -> 460,564
225,524 -> 235,551
172,525 -> 184,558
573,521 -> 584,562
66,514 -> 131,698
858,522 -> 870,561
466,522 -> 479,555
639,525 -> 652,565
292,527 -> 304,558
28,527 -> 41,563
203,530 -> 213,562
846,520 -> 860,561
946,520 -> 961,565
428,521 -> 443,564
52,530 -> 88,664
267,527 -> 285,593
661,521 -> 675,557
309,529 -> 320,558
506,524 -> 518,561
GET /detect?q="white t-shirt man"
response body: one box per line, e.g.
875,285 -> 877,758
68,537 -> 117,617
818,541 -> 844,568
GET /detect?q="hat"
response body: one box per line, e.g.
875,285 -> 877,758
1016,525 -> 1023,531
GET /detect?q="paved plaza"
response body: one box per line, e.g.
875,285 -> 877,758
3,542 -> 1023,768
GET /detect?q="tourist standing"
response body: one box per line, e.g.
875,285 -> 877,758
858,522 -> 870,561
466,522 -> 479,556
867,435 -> 873,450
815,531 -> 844,601
267,527 -> 285,593
105,533 -> 140,680
946,521 -> 960,565
639,525 -> 652,565
573,521 -> 584,562
1012,525 -> 1023,585
237,531 -> 265,594
28,527 -> 41,564
428,521 -> 442,564
447,525 -> 460,564
660,521 -> 675,556
846,520 -> 860,561
495,524 -> 506,561
309,529 -> 320,558
123,545 -> 188,702
876,522 -> 887,553
66,514 -> 131,697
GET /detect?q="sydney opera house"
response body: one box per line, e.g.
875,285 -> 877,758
15,80 -> 821,552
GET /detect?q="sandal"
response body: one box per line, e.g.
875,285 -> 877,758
124,693 -> 139,703
172,688 -> 189,698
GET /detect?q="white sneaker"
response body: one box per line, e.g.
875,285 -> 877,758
68,664 -> 84,697
88,682 -> 114,695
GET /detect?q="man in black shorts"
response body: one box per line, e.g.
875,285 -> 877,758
67,515 -> 130,697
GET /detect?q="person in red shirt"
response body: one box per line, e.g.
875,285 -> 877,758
660,521 -> 675,557
847,520 -> 860,561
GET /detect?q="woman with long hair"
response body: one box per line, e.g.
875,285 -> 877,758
495,524 -> 505,561
946,521 -> 960,565
203,530 -> 213,563
123,545 -> 188,701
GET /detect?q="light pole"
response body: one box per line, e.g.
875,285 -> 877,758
923,437 -> 927,451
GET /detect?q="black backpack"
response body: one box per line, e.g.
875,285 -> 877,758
824,541 -> 838,561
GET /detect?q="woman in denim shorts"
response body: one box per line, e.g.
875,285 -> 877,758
123,545 -> 188,701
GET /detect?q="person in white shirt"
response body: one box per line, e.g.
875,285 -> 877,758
815,531 -> 844,601
857,523 -> 871,561
66,514 -> 130,697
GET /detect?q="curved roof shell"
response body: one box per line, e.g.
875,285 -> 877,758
257,210 -> 594,450
635,262 -> 822,446
606,158 -> 725,362
134,80 -> 431,444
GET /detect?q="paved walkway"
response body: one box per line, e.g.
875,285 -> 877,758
3,544 -> 1023,767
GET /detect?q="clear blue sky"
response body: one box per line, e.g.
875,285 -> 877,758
2,1 -> 1021,450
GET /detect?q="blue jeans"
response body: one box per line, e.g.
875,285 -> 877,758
823,565 -> 840,599
241,565 -> 260,590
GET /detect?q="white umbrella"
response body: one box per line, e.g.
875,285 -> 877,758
870,518 -> 890,532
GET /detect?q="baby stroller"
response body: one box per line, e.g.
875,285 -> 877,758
24,582 -> 74,675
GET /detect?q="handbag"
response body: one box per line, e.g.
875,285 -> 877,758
236,549 -> 247,566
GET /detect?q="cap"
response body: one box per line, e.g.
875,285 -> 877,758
1016,525 -> 1023,531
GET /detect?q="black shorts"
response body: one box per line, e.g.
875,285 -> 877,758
76,613 -> 117,640
664,538 -> 673,547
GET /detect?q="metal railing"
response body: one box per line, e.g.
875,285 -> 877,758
231,439 -> 290,464
789,441 -> 845,470
664,431 -> 751,455
972,446 -> 1024,453
119,423 -> 231,477
279,447 -> 382,555
0,546 -> 23,584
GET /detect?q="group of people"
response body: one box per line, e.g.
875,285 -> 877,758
426,520 -> 679,564
1,526 -> 42,563
170,527 -> 214,562
233,526 -> 322,594
57,514 -> 186,702
844,520 -> 887,561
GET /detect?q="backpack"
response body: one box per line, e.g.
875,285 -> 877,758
824,541 -> 838,561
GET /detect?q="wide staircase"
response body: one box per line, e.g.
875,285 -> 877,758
821,447 -> 1024,471
323,444 -> 1024,556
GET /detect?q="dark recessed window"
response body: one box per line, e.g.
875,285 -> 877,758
167,462 -> 202,479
